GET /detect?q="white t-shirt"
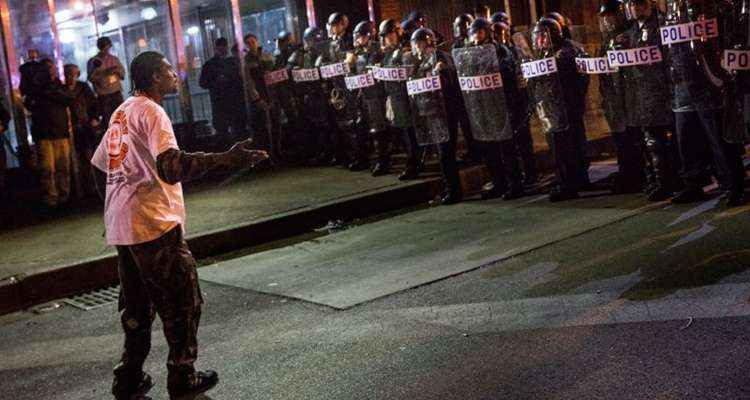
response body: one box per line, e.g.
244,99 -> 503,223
91,96 -> 185,246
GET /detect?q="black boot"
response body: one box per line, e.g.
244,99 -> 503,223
725,190 -> 745,208
169,370 -> 219,400
549,187 -> 579,203
113,371 -> 153,400
371,161 -> 391,176
671,186 -> 706,204
440,190 -> 463,205
643,129 -> 675,202
398,167 -> 419,181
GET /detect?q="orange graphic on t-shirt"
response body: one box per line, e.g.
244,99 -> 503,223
107,111 -> 129,171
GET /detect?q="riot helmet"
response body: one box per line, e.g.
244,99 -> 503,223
490,11 -> 511,25
401,19 -> 419,47
598,0 -> 626,34
453,14 -> 475,40
327,13 -> 349,38
408,10 -> 426,27
491,21 -> 512,46
532,18 -> 563,56
303,26 -> 321,42
411,27 -> 436,59
353,21 -> 373,40
379,19 -> 402,47
545,12 -> 573,40
468,18 -> 493,45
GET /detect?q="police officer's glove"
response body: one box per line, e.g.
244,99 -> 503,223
223,139 -> 270,169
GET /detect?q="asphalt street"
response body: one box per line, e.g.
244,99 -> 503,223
2,163 -> 750,400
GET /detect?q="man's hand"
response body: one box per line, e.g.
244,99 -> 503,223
227,139 -> 270,168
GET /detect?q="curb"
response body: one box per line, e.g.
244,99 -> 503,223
0,135 -> 615,316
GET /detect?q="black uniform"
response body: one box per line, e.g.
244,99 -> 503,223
453,40 -> 524,199
412,48 -> 462,201
350,40 -> 386,171
199,54 -> 248,142
288,39 -> 333,162
450,37 -> 479,163
664,0 -> 745,204
380,41 -> 421,178
526,20 -> 590,201
625,11 -> 679,199
268,41 -> 300,159
598,12 -> 643,193
316,33 -> 357,165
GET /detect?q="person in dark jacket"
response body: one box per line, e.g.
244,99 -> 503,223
244,33 -> 275,155
0,99 -> 10,201
199,38 -> 248,143
32,59 -> 75,207
64,64 -> 101,199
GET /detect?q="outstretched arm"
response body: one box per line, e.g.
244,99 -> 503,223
156,140 -> 268,184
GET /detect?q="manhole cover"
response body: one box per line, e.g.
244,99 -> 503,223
63,285 -> 119,311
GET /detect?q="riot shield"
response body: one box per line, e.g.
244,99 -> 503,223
407,74 -> 450,145
518,31 -> 570,133
451,44 -> 510,141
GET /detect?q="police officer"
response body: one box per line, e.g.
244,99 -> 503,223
289,26 -> 333,164
597,0 -> 645,195
410,28 -> 462,205
269,31 -> 300,161
620,0 -> 679,200
662,0 -> 745,206
407,10 -> 447,48
544,12 -> 592,185
379,18 -> 422,180
490,13 -> 539,185
452,13 -> 481,164
349,21 -> 388,174
457,18 -> 524,199
527,18 -> 590,201
317,12 -> 358,168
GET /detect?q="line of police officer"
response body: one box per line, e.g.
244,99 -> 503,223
596,0 -> 747,207
275,0 -> 747,207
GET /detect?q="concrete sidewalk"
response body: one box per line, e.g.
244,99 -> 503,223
0,131 -> 617,315
0,165 -> 450,314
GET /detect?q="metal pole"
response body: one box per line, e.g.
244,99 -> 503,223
529,0 -> 538,24
367,0 -> 376,22
167,0 -> 195,128
46,0 -> 64,82
0,0 -> 29,155
306,0 -> 316,28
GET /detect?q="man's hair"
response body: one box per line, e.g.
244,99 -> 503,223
63,64 -> 79,75
96,36 -> 112,51
129,51 -> 165,95
215,37 -> 228,47
243,33 -> 257,42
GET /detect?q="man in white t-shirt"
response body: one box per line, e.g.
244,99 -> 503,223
91,51 -> 268,400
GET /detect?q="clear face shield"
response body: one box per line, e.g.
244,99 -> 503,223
598,13 -> 622,35
512,31 -> 535,60
454,22 -> 469,40
686,0 -> 713,20
531,28 -> 554,57
493,23 -> 511,46
469,28 -> 488,46
411,39 -> 434,60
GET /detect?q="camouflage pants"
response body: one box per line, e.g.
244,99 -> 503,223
113,225 -> 203,396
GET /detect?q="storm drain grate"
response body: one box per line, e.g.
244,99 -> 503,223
63,285 -> 120,311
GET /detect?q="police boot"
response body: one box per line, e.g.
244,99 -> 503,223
549,186 -> 580,203
112,371 -> 153,400
398,165 -> 420,180
372,131 -> 392,176
725,190 -> 746,208
168,370 -> 219,400
671,186 -> 706,204
644,131 -> 674,202
440,190 -> 463,205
